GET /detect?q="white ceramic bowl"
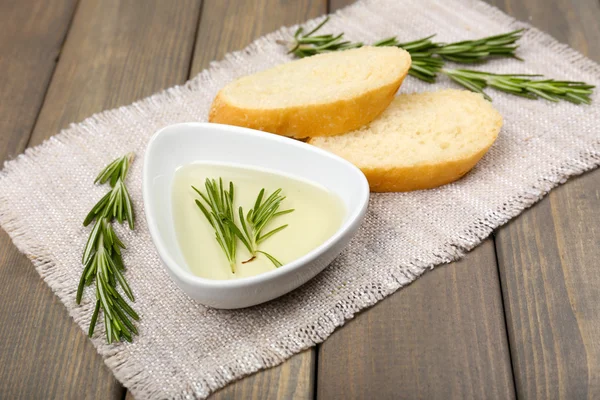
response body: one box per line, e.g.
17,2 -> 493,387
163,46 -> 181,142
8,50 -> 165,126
143,122 -> 369,309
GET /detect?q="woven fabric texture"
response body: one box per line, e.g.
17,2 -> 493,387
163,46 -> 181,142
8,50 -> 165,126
0,0 -> 599,398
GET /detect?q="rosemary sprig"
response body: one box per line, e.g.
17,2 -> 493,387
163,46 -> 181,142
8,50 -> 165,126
227,188 -> 293,267
373,30 -> 522,83
84,153 -> 135,229
281,18 -> 594,103
192,178 -> 237,273
285,17 -> 522,79
374,29 -> 524,63
192,181 -> 293,270
280,17 -> 362,58
78,153 -> 138,344
370,35 -> 443,82
94,153 -> 131,187
443,69 -> 594,104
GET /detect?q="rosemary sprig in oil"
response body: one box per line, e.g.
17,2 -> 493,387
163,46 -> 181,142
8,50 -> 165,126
192,179 -> 293,270
192,178 -> 237,273
78,153 -> 138,344
227,188 -> 293,267
282,18 -> 594,103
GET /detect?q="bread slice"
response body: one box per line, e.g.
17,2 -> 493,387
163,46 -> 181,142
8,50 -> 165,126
309,89 -> 503,192
209,46 -> 411,138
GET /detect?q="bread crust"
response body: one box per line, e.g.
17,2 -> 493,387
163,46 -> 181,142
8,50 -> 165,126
208,73 -> 407,139
359,144 -> 494,192
308,127 -> 498,192
307,88 -> 502,192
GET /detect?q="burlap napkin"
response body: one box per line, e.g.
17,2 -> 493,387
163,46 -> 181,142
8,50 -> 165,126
1,0 -> 599,398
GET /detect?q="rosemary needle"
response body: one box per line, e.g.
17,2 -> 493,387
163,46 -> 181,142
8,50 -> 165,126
94,152 -> 132,187
78,153 -> 138,344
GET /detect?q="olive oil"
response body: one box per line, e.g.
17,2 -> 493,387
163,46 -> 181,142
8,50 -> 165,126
172,163 -> 345,279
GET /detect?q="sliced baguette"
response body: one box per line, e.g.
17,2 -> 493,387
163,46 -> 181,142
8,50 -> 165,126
309,89 -> 503,192
209,46 -> 411,138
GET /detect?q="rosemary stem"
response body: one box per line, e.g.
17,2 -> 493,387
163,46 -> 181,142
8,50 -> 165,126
281,17 -> 594,104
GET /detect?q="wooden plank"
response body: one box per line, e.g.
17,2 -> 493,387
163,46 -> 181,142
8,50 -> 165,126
190,0 -> 327,76
317,240 -> 515,399
0,0 -> 76,163
496,172 -> 600,399
29,0 -> 202,145
126,350 -> 314,400
329,0 -> 354,11
0,0 -> 201,398
186,1 -> 327,399
489,1 -> 600,398
486,0 -> 600,59
316,1 -> 515,398
206,351 -> 315,399
0,0 -> 79,398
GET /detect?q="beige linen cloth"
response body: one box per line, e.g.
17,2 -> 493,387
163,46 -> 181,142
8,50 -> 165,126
1,0 -> 599,398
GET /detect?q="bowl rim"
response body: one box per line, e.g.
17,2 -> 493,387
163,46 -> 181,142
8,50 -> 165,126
142,122 -> 370,289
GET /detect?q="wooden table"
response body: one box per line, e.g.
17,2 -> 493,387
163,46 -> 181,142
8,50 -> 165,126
1,0 -> 599,398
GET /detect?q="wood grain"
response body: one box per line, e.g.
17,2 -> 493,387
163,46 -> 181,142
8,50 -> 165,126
204,351 -> 315,400
0,0 -> 80,398
0,0 -> 201,398
317,240 -> 515,399
487,0 -> 600,398
328,0 -> 355,12
0,0 -> 76,163
486,0 -> 600,60
496,172 -> 600,399
187,1 -> 328,399
190,0 -> 327,76
29,0 -> 202,145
